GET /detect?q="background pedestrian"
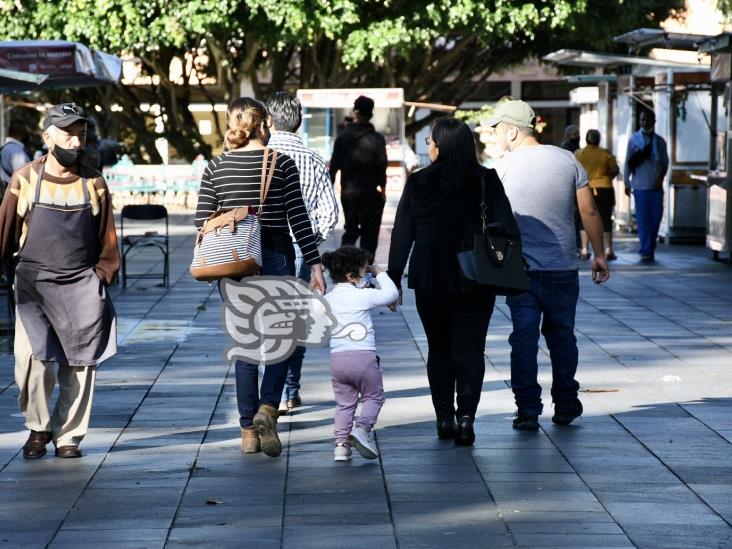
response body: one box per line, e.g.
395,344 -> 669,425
575,129 -> 619,260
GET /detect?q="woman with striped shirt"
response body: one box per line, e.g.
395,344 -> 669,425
195,97 -> 326,457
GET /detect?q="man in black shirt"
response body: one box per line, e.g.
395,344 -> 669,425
329,96 -> 388,256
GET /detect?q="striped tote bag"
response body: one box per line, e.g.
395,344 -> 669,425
190,149 -> 278,281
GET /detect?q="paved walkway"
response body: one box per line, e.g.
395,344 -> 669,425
0,211 -> 731,549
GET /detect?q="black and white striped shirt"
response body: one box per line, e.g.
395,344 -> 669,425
267,131 -> 339,245
194,149 -> 320,265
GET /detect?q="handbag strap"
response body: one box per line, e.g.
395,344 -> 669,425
477,173 -> 513,265
258,148 -> 278,213
479,174 -> 488,234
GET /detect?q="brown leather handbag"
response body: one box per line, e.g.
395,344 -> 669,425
190,149 -> 278,281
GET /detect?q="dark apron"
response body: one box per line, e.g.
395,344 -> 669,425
15,162 -> 116,366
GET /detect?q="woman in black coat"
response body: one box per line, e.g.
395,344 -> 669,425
387,118 -> 520,446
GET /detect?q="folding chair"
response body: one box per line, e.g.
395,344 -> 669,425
120,205 -> 169,288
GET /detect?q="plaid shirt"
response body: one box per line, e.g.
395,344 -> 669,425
267,131 -> 339,245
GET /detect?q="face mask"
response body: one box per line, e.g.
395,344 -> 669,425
51,143 -> 81,168
353,272 -> 373,289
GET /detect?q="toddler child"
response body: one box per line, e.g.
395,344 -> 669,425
322,246 -> 399,461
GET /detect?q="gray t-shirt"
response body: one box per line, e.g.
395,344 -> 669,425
494,145 -> 588,271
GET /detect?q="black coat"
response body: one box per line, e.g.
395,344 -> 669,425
329,122 -> 388,194
387,163 -> 520,293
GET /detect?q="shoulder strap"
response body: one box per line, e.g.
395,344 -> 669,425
34,162 -> 45,204
479,174 -> 487,234
258,148 -> 278,211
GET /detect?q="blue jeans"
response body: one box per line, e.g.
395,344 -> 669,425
506,270 -> 580,416
634,189 -> 663,256
234,247 -> 296,427
282,244 -> 312,401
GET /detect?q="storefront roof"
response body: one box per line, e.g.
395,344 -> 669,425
613,28 -> 713,52
698,33 -> 732,54
543,49 -> 709,77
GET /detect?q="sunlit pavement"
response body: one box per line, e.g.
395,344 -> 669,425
0,209 -> 730,549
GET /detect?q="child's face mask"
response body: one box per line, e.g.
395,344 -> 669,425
353,272 -> 374,289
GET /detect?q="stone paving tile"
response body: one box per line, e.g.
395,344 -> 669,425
1,219 -> 731,548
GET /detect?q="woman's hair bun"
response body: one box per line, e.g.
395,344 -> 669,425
225,97 -> 267,150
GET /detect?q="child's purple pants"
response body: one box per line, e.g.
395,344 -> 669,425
331,351 -> 385,443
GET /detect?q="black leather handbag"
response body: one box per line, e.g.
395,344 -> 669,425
457,177 -> 530,296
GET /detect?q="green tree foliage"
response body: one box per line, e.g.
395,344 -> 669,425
0,0 -> 685,161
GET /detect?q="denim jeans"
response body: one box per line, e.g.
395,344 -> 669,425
633,189 -> 663,256
282,244 -> 311,401
506,270 -> 580,416
234,247 -> 295,427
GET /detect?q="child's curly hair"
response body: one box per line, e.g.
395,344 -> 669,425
321,246 -> 373,283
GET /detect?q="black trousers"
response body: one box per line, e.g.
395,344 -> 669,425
341,190 -> 385,257
415,288 -> 496,420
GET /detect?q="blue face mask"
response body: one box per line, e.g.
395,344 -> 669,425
353,272 -> 374,289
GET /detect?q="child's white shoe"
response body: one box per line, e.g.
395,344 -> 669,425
348,426 -> 378,459
334,442 -> 352,462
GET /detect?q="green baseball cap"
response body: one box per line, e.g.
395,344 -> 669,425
486,100 -> 536,129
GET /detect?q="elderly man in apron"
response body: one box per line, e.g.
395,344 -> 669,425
0,103 -> 119,459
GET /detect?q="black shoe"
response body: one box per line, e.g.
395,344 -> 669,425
640,253 -> 655,262
286,395 -> 302,410
454,416 -> 475,446
512,411 -> 540,431
436,418 -> 456,439
552,399 -> 583,426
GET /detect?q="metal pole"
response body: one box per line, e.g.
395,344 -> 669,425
710,84 -> 718,171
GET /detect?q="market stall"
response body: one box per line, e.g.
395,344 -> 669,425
296,88 -> 454,193
297,88 -> 410,192
698,33 -> 732,262
0,40 -> 122,141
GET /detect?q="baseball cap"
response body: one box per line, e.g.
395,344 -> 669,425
43,103 -> 89,130
485,100 -> 536,129
353,95 -> 374,117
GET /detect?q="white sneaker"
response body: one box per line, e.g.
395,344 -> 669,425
334,442 -> 352,462
348,426 -> 378,459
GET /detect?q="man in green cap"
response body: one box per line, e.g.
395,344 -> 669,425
489,100 -> 609,431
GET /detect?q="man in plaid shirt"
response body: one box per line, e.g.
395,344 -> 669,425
266,92 -> 339,410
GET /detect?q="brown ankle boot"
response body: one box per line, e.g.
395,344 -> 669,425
241,427 -> 260,454
253,404 -> 281,457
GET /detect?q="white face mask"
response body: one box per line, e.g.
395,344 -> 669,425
353,272 -> 373,289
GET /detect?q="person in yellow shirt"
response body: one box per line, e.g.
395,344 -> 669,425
575,130 -> 619,260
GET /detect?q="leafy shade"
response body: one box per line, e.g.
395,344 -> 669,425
0,0 -> 685,161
